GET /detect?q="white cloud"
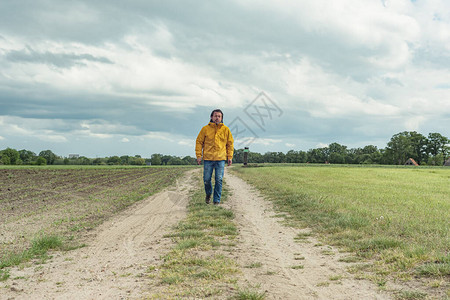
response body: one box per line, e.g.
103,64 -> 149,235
252,138 -> 282,146
285,143 -> 295,148
178,139 -> 193,146
316,143 -> 329,148
0,135 -> 4,140
404,115 -> 426,132
121,138 -> 129,143
37,133 -> 67,143
143,131 -> 174,142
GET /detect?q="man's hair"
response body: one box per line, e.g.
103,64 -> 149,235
210,109 -> 223,120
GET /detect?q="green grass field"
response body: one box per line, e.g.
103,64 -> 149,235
232,165 -> 449,287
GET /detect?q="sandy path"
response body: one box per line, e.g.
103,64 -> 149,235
225,169 -> 391,300
1,169 -> 198,300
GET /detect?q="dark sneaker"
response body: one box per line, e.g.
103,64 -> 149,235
213,202 -> 219,205
205,195 -> 211,204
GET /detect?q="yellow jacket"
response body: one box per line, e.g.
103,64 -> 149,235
196,122 -> 234,161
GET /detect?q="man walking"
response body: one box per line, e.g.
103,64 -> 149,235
196,109 -> 234,205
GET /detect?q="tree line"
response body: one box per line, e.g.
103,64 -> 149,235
0,149 -> 197,166
233,131 -> 449,166
0,131 -> 448,166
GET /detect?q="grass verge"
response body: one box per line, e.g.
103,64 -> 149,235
0,234 -> 84,275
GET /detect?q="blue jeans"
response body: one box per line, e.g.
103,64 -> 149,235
203,160 -> 225,203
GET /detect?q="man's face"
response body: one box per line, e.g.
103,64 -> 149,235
211,112 -> 222,124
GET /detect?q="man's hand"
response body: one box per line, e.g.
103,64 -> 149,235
197,157 -> 202,165
227,159 -> 232,166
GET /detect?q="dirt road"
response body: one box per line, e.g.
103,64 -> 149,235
2,168 -> 390,299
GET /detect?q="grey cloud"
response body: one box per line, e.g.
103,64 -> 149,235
0,1 -> 430,83
5,46 -> 113,68
1,1 -> 449,157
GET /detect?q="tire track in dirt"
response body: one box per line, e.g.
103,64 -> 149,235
1,169 -> 199,300
225,169 -> 391,300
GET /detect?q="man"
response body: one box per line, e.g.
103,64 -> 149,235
195,109 -> 234,205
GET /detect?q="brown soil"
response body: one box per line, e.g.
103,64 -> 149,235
0,168 -> 178,255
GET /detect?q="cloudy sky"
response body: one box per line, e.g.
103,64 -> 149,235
1,0 -> 449,158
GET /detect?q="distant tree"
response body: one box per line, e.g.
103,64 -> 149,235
182,156 -> 196,165
92,158 -> 103,165
248,152 -> 264,163
151,154 -> 162,165
327,142 -> 347,164
307,148 -> 328,163
120,155 -> 130,165
427,133 -> 449,165
285,150 -> 307,163
1,155 -> 10,165
263,152 -> 285,163
79,156 -> 91,165
385,131 -> 428,164
167,157 -> 184,165
359,145 -> 381,164
19,149 -> 36,164
233,148 -> 244,163
107,156 -> 121,165
1,148 -> 20,165
161,155 -> 172,165
385,132 -> 414,164
328,142 -> 347,154
409,131 -> 428,164
39,150 -> 57,165
131,157 -> 146,165
35,156 -> 47,165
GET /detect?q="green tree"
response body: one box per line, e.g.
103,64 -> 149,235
182,156 -> 196,165
93,158 -> 104,165
161,155 -> 172,165
233,148 -> 244,163
360,145 -> 381,164
248,152 -> 264,163
19,149 -> 36,164
427,133 -> 449,165
107,156 -> 121,165
79,156 -> 91,165
1,155 -> 10,165
385,132 -> 414,165
328,143 -> 347,164
35,156 -> 47,165
151,154 -> 162,165
39,150 -> 57,165
120,155 -> 130,165
263,152 -> 285,163
307,148 -> 328,163
285,150 -> 307,163
167,157 -> 184,165
409,131 -> 428,164
1,148 -> 20,165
